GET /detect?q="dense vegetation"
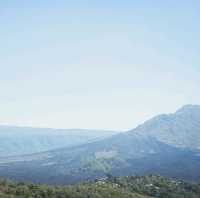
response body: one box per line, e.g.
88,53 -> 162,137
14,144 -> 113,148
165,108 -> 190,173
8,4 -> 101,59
109,175 -> 200,198
0,175 -> 200,198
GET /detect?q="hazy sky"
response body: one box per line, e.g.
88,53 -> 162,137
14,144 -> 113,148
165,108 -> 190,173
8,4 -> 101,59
0,1 -> 200,131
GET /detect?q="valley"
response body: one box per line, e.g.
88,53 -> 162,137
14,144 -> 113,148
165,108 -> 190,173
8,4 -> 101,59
0,105 -> 200,185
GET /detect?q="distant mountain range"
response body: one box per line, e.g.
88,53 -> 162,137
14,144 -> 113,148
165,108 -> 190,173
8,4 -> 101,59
0,105 -> 200,184
0,126 -> 117,156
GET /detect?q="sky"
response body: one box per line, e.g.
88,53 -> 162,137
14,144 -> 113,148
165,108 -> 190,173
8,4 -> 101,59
0,0 -> 200,131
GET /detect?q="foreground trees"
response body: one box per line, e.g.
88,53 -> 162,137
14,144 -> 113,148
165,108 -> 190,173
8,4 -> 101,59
0,175 -> 200,198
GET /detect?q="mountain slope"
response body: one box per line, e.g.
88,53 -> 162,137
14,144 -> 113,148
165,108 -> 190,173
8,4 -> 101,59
129,104 -> 200,149
0,105 -> 200,184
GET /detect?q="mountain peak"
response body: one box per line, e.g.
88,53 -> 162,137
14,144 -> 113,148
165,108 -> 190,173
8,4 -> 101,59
175,104 -> 200,114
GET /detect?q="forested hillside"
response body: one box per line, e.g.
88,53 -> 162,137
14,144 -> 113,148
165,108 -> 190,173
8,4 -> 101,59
0,175 -> 200,198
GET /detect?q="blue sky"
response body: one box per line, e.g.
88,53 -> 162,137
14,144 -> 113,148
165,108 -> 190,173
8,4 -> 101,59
0,1 -> 200,130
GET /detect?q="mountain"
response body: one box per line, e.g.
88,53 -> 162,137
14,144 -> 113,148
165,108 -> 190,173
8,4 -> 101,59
1,175 -> 200,198
0,105 -> 200,184
129,104 -> 200,150
0,126 -> 117,157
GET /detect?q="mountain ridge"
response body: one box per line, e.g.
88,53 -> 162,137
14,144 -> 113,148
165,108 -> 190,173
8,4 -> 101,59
0,104 -> 200,184
0,126 -> 117,157
128,104 -> 200,150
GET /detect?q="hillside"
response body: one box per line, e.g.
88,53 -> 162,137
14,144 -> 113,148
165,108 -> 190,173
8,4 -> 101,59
129,104 -> 200,150
0,175 -> 200,198
0,105 -> 200,184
